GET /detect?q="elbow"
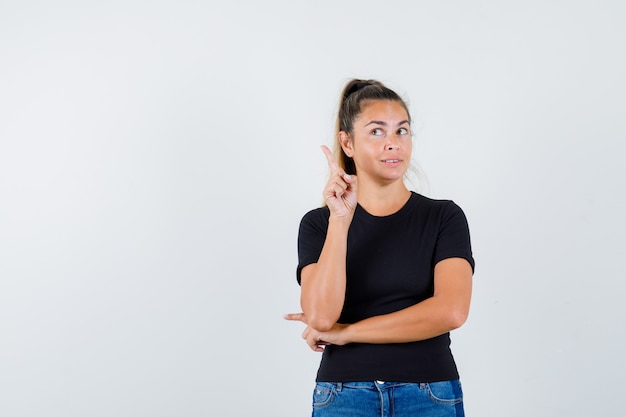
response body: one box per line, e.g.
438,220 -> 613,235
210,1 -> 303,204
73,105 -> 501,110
301,298 -> 341,331
306,312 -> 338,332
308,316 -> 337,332
447,308 -> 469,330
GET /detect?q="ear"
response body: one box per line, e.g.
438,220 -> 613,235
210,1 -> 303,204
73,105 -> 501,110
339,131 -> 354,158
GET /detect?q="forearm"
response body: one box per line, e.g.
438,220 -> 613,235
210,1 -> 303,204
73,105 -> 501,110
343,295 -> 469,344
338,258 -> 473,344
300,217 -> 351,331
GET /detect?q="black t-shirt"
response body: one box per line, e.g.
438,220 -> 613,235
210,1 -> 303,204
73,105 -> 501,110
297,192 -> 475,382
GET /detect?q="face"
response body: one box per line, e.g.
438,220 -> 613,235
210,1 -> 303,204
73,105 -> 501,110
340,100 -> 412,185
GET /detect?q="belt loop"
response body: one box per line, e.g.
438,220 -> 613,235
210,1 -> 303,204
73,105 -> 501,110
335,382 -> 343,392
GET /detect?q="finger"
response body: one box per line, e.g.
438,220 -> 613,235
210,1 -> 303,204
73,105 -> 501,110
326,172 -> 350,192
325,180 -> 347,198
303,328 -> 319,343
312,337 -> 329,352
345,173 -> 357,194
307,335 -> 326,352
283,313 -> 305,322
321,145 -> 339,171
331,169 -> 353,189
309,340 -> 324,352
344,172 -> 356,184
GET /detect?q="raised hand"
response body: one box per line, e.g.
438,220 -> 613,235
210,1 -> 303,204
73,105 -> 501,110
321,145 -> 358,220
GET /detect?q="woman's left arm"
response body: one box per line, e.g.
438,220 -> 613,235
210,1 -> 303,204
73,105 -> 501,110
292,257 -> 472,349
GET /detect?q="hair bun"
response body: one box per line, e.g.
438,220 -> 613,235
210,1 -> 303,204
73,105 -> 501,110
344,81 -> 372,99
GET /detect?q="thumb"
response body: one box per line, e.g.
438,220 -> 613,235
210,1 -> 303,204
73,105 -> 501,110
345,173 -> 358,191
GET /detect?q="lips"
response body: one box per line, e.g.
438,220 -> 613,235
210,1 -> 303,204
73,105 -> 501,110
381,159 -> 401,163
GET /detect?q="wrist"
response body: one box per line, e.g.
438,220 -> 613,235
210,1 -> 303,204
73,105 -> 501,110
328,215 -> 353,229
339,323 -> 354,345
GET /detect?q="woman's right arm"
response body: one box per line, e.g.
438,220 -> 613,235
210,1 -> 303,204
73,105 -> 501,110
299,146 -> 357,331
300,217 -> 351,331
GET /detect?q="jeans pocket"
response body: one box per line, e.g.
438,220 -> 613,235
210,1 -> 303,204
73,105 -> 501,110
312,382 -> 336,409
424,380 -> 463,406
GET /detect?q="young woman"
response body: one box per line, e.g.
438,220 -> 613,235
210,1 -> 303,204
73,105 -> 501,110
285,79 -> 474,417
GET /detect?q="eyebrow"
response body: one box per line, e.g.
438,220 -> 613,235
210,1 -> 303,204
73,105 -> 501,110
364,120 -> 410,127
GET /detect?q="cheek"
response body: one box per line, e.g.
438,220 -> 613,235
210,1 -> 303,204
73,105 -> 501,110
359,146 -> 380,162
403,139 -> 413,153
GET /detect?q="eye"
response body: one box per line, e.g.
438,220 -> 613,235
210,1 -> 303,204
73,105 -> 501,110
397,127 -> 409,136
371,128 -> 384,137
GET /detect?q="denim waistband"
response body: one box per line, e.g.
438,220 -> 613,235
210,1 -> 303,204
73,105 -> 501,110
321,381 -> 415,391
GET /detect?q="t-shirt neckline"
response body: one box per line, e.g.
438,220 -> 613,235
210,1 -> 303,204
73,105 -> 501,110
355,192 -> 417,223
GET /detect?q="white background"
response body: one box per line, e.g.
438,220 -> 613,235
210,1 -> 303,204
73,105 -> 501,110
1,1 -> 625,416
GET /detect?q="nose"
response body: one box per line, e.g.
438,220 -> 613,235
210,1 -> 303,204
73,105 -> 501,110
386,134 -> 400,150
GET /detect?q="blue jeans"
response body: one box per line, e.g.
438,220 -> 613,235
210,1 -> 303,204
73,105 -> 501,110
311,380 -> 464,417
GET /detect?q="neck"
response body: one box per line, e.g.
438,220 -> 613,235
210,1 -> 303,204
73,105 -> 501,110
357,180 -> 411,216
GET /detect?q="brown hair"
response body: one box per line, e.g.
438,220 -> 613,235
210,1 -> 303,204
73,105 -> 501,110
334,79 -> 412,175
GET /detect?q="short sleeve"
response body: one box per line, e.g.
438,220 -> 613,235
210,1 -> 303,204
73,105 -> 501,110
433,201 -> 475,273
296,207 -> 330,285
